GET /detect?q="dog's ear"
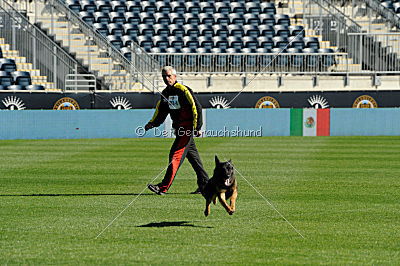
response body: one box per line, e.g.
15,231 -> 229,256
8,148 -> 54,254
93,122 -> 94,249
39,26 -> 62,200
215,155 -> 220,165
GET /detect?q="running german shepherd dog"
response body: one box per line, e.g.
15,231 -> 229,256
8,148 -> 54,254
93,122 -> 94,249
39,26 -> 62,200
202,156 -> 238,217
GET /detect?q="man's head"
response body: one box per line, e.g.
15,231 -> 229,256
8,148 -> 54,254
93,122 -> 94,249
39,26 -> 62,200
161,66 -> 177,87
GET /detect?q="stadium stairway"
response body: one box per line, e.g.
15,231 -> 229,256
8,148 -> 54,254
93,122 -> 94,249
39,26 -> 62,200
27,1 -> 146,91
0,38 -> 54,90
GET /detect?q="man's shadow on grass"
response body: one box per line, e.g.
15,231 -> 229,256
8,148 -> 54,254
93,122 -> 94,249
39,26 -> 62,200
137,221 -> 213,229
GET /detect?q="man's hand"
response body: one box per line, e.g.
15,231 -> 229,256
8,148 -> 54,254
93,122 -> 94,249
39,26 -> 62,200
144,122 -> 154,131
194,129 -> 202,137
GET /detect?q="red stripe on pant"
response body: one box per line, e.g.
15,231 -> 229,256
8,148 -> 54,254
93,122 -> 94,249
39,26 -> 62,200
158,128 -> 192,192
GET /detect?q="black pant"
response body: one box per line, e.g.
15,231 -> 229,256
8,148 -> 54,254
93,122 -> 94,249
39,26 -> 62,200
159,127 -> 209,192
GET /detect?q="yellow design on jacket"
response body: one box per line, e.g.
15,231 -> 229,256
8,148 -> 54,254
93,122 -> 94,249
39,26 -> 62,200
174,82 -> 198,129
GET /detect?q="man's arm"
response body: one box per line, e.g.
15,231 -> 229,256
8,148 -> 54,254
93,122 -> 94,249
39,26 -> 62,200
145,99 -> 169,130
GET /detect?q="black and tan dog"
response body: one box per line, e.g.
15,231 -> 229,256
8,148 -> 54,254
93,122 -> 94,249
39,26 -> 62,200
202,156 -> 238,217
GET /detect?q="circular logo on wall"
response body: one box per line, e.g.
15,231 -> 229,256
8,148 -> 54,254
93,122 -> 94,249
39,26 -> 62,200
255,96 -> 280,108
209,96 -> 231,109
308,95 -> 329,109
352,95 -> 378,108
110,96 -> 132,109
53,97 -> 80,110
304,117 -> 315,128
1,96 -> 26,110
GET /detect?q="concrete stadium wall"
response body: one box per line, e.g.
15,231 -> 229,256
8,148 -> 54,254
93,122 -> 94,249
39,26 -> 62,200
0,109 -> 400,140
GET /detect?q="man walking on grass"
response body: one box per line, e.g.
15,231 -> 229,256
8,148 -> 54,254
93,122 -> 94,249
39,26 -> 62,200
144,66 -> 209,195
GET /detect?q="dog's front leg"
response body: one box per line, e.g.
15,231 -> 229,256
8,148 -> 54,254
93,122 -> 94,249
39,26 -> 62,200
229,188 -> 238,213
218,193 -> 234,215
204,199 -> 211,217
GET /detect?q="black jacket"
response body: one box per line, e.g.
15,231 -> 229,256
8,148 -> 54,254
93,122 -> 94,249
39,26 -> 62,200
149,82 -> 203,131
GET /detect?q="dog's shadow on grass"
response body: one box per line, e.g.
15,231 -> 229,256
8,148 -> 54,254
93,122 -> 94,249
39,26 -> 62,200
137,221 -> 213,229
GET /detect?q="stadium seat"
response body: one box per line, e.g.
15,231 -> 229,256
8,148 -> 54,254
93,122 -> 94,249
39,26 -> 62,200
138,24 -> 155,37
288,36 -> 305,49
198,25 -> 213,38
138,36 -> 153,52
142,1 -> 157,13
257,47 -> 273,68
156,2 -> 172,15
184,24 -> 200,38
304,37 -> 320,49
197,47 -> 213,68
227,48 -> 242,68
182,47 -> 197,68
215,2 -> 231,15
0,71 -> 13,87
111,1 -> 127,13
259,14 -> 276,27
213,47 -> 229,69
213,25 -> 229,38
273,36 -> 289,49
168,36 -> 184,49
244,13 -> 261,26
287,48 -> 304,68
230,2 -> 246,15
126,2 -> 142,13
214,14 -> 230,26
274,25 -> 290,38
153,36 -> 169,51
124,12 -> 140,24
167,47 -> 183,66
139,12 -> 156,25
6,85 -> 24,90
228,24 -> 245,37
122,24 -> 139,38
93,23 -> 109,36
94,12 -> 110,24
243,48 -> 257,67
153,24 -> 169,38
243,25 -> 260,37
318,48 -> 336,67
0,59 -> 17,73
381,1 -> 394,11
274,14 -> 291,26
171,2 -> 186,14
66,0 -> 82,13
302,48 -> 319,69
121,35 -> 138,48
109,12 -> 126,24
243,36 -> 258,49
271,47 -> 288,67
289,25 -> 305,37
183,36 -> 199,49
258,36 -> 274,49
107,35 -> 123,49
213,36 -> 229,50
198,36 -> 214,49
185,2 -> 201,15
11,71 -> 31,87
199,13 -> 215,27
168,13 -> 184,26
184,13 -> 200,26
200,2 -> 216,14
108,23 -> 124,37
149,48 -> 167,66
79,11 -> 95,25
169,25 -> 185,38
260,2 -> 276,14
229,13 -> 245,25
228,36 -> 244,49
154,13 -> 170,26
80,0 -> 96,13
25,84 -> 45,90
95,1 -> 112,13
259,25 -> 275,38
394,2 -> 400,13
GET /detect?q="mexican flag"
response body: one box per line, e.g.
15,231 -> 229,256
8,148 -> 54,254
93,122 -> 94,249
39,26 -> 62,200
290,109 -> 330,136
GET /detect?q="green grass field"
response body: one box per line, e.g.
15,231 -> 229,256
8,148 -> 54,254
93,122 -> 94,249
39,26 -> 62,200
1,137 -> 399,264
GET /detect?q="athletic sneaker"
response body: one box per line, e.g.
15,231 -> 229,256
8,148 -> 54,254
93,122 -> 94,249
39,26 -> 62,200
190,187 -> 202,194
147,184 -> 165,195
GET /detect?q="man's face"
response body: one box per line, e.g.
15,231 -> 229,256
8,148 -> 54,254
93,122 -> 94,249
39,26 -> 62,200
162,70 -> 177,86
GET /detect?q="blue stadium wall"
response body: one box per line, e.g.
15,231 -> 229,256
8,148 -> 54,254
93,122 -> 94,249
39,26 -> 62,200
1,109 -> 400,139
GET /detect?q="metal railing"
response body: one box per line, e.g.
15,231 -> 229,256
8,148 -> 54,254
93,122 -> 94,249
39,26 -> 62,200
365,0 -> 400,29
47,0 -> 160,92
0,0 -> 79,90
65,74 -> 96,91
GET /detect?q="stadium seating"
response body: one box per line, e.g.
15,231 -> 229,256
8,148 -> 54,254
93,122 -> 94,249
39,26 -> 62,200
11,71 -> 32,87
